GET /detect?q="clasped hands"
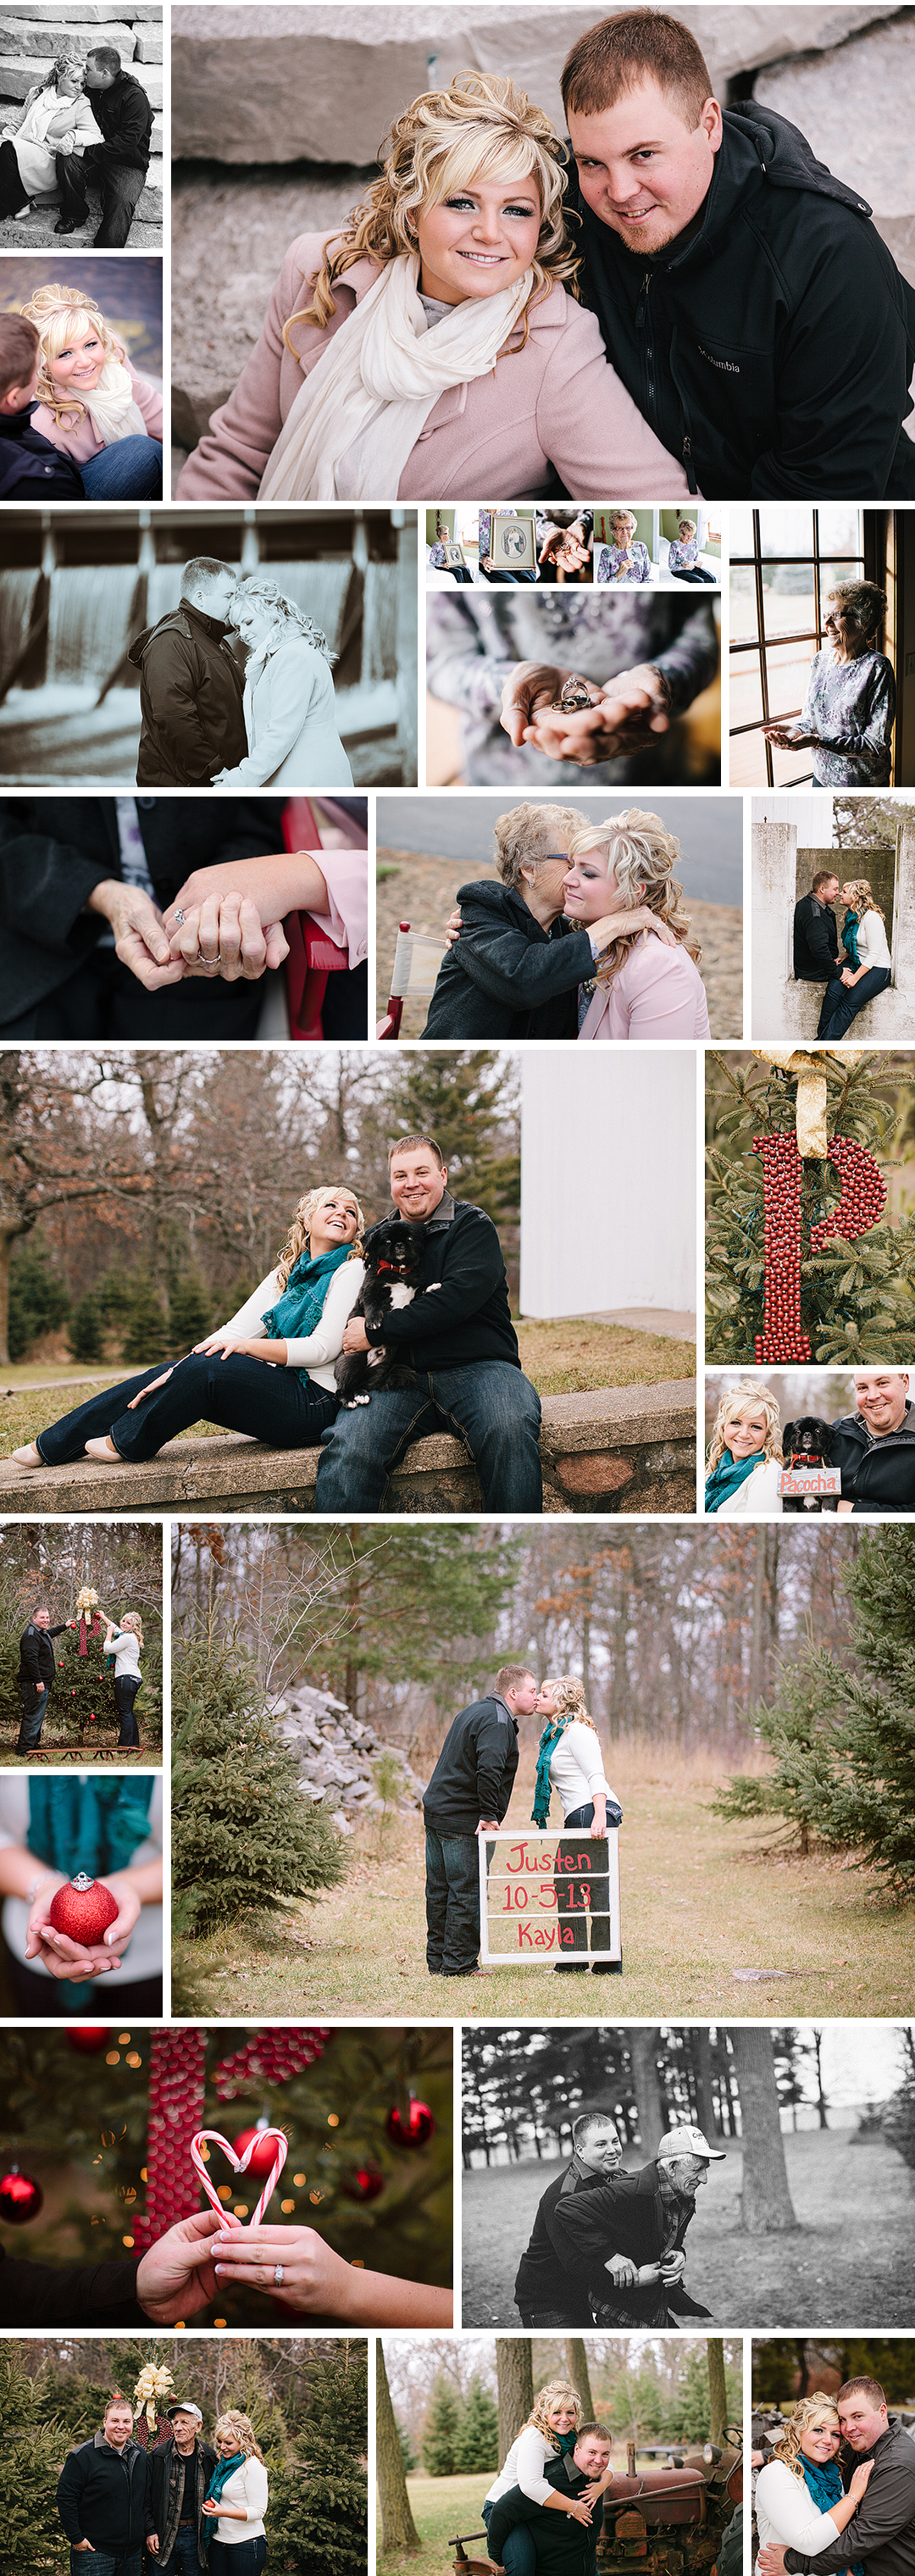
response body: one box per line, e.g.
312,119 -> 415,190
603,2250 -> 685,2286
500,661 -> 671,765
88,869 -> 290,994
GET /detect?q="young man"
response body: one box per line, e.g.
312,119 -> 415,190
792,872 -> 846,1016
424,1664 -> 539,1979
148,2401 -> 217,2575
313,1135 -> 543,1512
826,1371 -> 915,1514
546,2124 -> 724,2324
16,1604 -> 74,1757
562,11 -> 915,498
514,2113 -> 626,2326
57,2395 -> 155,2576
0,312 -> 86,499
55,44 -> 154,247
129,558 -> 247,788
486,2423 -> 615,2576
758,2378 -> 915,2576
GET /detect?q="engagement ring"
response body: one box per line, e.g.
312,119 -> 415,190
274,2262 -> 284,2286
173,909 -> 186,924
552,674 -> 596,712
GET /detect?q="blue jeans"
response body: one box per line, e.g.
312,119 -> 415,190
425,1826 -> 483,1975
80,437 -> 163,499
114,1674 -> 142,1746
817,964 -> 891,1039
17,1680 -> 49,1752
315,1363 -> 542,1512
554,1804 -> 615,1963
483,2504 -> 535,2576
55,147 -> 147,246
36,1355 -> 338,1465
161,2528 -> 203,2576
70,2551 -> 142,2576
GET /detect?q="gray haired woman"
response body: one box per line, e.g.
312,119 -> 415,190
762,579 -> 895,785
214,576 -> 354,791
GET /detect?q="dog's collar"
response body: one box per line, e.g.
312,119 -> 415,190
374,1258 -> 415,1277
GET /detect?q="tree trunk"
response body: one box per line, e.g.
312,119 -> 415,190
565,2341 -> 595,2419
629,2026 -> 666,2153
707,2340 -> 728,2446
729,2027 -> 800,2235
497,2342 -> 534,2461
689,2027 -> 718,2144
376,2346 -> 420,2557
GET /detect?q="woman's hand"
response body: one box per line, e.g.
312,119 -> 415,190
127,1368 -> 175,1409
500,663 -> 576,747
210,2223 -> 363,2317
86,881 -> 184,992
586,904 -> 679,951
848,2461 -> 874,2504
525,665 -> 672,764
166,892 -> 290,982
762,723 -> 819,750
567,2501 -> 593,2527
443,904 -> 463,952
590,1794 -> 607,1841
192,1332 -> 281,1365
26,1873 -> 140,1979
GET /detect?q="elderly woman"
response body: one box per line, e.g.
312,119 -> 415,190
21,280 -> 162,498
532,1677 -> 623,1974
202,2412 -> 269,2576
214,577 -> 353,791
667,517 -> 716,583
762,580 -> 895,785
562,810 -> 711,1038
422,800 -> 650,1038
755,2395 -> 872,2559
597,511 -> 651,582
818,875 -> 892,1040
0,59 -> 99,221
10,1185 -> 364,1473
705,1383 -> 784,1517
175,73 -> 692,506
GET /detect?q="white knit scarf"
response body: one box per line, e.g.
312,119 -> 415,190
80,355 -> 147,447
258,250 -> 533,502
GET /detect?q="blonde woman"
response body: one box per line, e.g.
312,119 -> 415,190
0,60 -> 99,221
562,812 -> 711,1038
533,1678 -> 622,1975
202,2412 -> 269,2576
755,2396 -> 872,2563
818,877 -> 892,1041
11,1186 -> 365,1474
705,1383 -> 783,1518
597,511 -> 652,582
483,2383 -> 611,2576
21,282 -> 162,498
175,73 -> 691,506
762,581 -> 895,786
102,1611 -> 144,1750
214,577 -> 353,792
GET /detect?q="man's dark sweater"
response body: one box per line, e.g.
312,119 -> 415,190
793,894 -> 841,983
129,603 -> 247,786
487,2449 -> 606,2576
19,1619 -> 68,1692
547,2164 -> 713,2323
424,1693 -> 518,1836
784,2420 -> 915,2576
58,2431 -> 153,2551
0,406 -> 85,501
0,2242 -> 146,2328
423,885 -> 592,1040
361,1193 -> 520,1372
88,68 -> 153,171
515,2163 -> 613,2324
568,102 -> 915,498
819,1405 -> 915,1513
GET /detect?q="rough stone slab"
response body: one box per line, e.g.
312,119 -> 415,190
555,1453 -> 635,1495
540,1380 -> 696,1455
1,1 -> 160,14
133,26 -> 161,56
754,22 -> 915,219
0,52 -> 159,100
0,21 -> 138,56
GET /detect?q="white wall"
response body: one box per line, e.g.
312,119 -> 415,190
519,1052 -> 696,1318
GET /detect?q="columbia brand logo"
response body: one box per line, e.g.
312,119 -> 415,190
698,345 -> 740,373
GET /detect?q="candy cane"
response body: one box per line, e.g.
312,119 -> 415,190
191,2126 -> 288,2229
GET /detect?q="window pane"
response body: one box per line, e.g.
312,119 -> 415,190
729,504 -> 756,556
729,732 -> 768,787
763,636 -> 818,720
817,505 -> 862,555
760,566 -> 817,636
821,557 -> 865,602
729,565 -> 758,641
757,505 -> 816,558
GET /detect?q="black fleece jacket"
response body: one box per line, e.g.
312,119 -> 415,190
130,604 -> 247,786
362,1194 -> 521,1371
424,1693 -> 518,1835
18,1620 -> 68,1689
487,2452 -> 606,2576
58,2433 -> 153,2550
0,2242 -> 145,2329
515,2163 -> 612,2323
818,1408 -> 915,1513
0,406 -> 86,501
86,68 -> 154,170
793,895 -> 841,983
422,885 -> 591,1040
568,102 -> 915,498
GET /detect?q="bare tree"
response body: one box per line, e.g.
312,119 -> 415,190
497,2341 -> 534,2460
377,2345 -> 420,2557
729,2027 -> 800,2235
707,2340 -> 728,2445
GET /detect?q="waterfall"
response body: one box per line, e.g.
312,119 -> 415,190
263,560 -> 355,657
0,569 -> 41,695
362,560 -> 397,682
46,565 -> 143,685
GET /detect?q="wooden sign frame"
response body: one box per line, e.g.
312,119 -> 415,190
478,1826 -> 621,1966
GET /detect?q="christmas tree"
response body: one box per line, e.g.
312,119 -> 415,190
452,2379 -> 500,2473
422,2379 -> 462,2475
120,1273 -> 171,1364
706,1052 -> 915,1363
168,1269 -> 213,1352
171,1641 -> 345,1940
0,2347 -> 69,2570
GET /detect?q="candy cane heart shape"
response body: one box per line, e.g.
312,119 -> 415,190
191,2128 -> 288,2229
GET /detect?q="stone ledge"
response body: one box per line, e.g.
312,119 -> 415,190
0,1380 -> 696,1517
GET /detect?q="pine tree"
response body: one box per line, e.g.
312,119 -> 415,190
171,1641 -> 345,1937
452,2380 -> 499,2474
710,1629 -> 845,1855
0,2347 -> 70,2570
8,1243 -> 71,1359
396,2422 -> 418,2475
169,1270 -> 212,1353
422,2378 -> 462,2476
271,2351 -> 367,2576
120,1272 -> 171,1364
706,1052 -> 915,1363
69,1290 -> 105,1363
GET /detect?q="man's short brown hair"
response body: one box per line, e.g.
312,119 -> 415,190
496,1663 -> 535,1696
577,2423 -> 612,2446
838,2379 -> 887,2410
180,555 -> 235,604
812,869 -> 839,893
0,311 -> 39,401
562,12 -> 714,127
388,1134 -> 445,1168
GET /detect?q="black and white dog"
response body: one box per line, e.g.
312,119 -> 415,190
334,1219 -> 426,1406
780,1417 -> 837,1513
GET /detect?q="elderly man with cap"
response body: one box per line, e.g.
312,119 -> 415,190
147,2401 -> 216,2575
546,2124 -> 724,2326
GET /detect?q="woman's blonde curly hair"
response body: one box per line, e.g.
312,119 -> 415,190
841,877 -> 886,924
214,2410 -> 264,2464
769,2396 -> 841,2485
527,2381 -> 584,2440
707,1381 -> 783,1474
19,283 -> 125,430
541,1676 -> 598,1736
230,575 -> 335,664
119,1611 -> 144,1649
275,1185 -> 365,1291
565,810 -> 702,987
291,71 -> 580,357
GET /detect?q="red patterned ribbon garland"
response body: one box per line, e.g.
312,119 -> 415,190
753,1130 -> 885,1363
79,1612 -> 102,1657
131,2027 -> 330,2249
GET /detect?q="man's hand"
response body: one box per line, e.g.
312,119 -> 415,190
757,2547 -> 789,2575
840,968 -> 855,986
525,665 -> 672,766
604,2256 -> 638,2285
136,2208 -> 234,2324
147,2539 -> 160,2555
342,1319 -> 371,1355
660,2250 -> 686,2281
478,1819 -> 500,1835
86,880 -> 184,992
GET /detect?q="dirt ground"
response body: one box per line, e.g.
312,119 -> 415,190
377,847 -> 742,1038
462,2127 -> 915,2329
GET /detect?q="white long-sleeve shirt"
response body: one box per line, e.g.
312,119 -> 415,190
548,1720 -> 618,1819
754,2461 -> 841,2553
211,2458 -> 269,2545
103,1628 -> 142,1680
221,1258 -> 364,1390
853,910 -> 891,973
485,2427 -> 564,2509
705,1457 -> 784,1518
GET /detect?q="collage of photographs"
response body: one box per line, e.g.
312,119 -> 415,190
0,3 -> 914,2576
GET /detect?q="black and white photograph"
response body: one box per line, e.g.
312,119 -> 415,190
0,0 -> 162,249
463,2022 -> 915,2329
0,506 -> 418,790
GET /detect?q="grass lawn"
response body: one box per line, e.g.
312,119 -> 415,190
514,1320 -> 694,1394
175,1749 -> 912,2022
380,2475 -> 488,2576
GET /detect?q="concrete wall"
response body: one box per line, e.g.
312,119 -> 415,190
751,813 -> 915,1039
519,1051 -> 696,1318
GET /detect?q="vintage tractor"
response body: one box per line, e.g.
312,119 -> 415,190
449,2434 -> 742,2576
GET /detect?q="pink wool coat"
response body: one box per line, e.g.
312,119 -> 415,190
32,359 -> 163,463
579,932 -> 712,1040
175,232 -> 693,503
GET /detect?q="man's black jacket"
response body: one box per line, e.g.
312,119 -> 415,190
0,407 -> 85,501
487,2449 -> 606,2576
18,1619 -> 67,1701
424,1694 -> 518,1835
361,1194 -> 521,1371
87,69 -> 154,170
58,2431 -> 153,2549
130,604 -> 247,786
548,2164 -> 713,2323
819,1409 -> 915,1513
515,2164 -> 612,2323
423,885 -> 591,1040
0,796 -> 284,1017
793,895 -> 840,982
0,2242 -> 146,2328
784,2420 -> 915,2576
149,2439 -> 218,2564
568,102 -> 915,498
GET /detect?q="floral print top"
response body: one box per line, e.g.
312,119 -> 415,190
668,536 -> 700,569
597,541 -> 652,583
800,647 -> 896,785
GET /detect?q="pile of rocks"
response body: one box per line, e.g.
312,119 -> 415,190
271,1681 -> 425,1836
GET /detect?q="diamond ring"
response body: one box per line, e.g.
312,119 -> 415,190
274,2262 -> 284,2287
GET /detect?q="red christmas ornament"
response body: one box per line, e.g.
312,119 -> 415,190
68,2026 -> 108,2053
386,2096 -> 435,2148
0,2165 -> 43,2224
341,2158 -> 385,2203
48,1874 -> 119,1943
232,2122 -> 286,2178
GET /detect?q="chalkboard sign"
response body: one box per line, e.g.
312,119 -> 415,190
478,1827 -> 622,1966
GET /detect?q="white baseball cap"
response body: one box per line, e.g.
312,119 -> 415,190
657,2126 -> 726,2162
167,2403 -> 203,2424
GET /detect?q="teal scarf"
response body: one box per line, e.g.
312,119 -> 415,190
553,2433 -> 578,2458
532,1718 -> 571,1827
28,1779 -> 153,1877
206,2454 -> 247,2505
801,2457 -> 863,2576
704,1452 -> 759,1514
842,908 -> 861,970
259,1245 -> 351,1341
